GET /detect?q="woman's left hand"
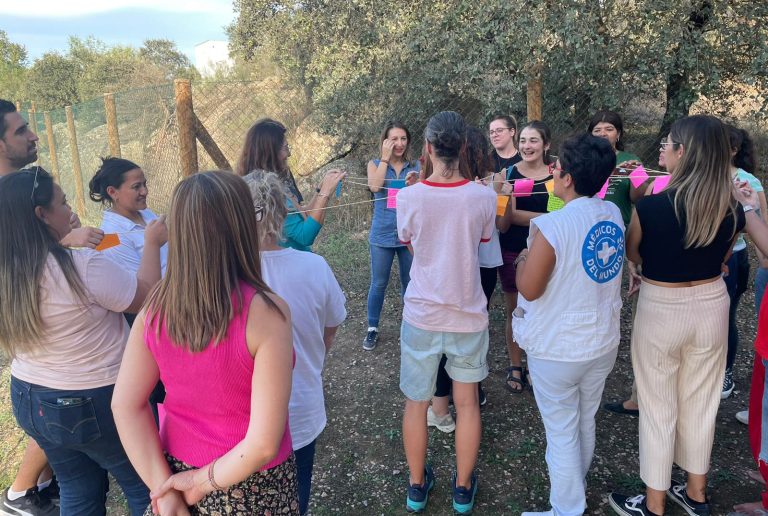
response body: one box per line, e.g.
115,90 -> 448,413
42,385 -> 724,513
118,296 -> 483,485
150,469 -> 211,507
405,171 -> 419,187
151,489 -> 191,516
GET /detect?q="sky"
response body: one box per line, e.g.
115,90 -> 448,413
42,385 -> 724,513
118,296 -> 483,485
0,0 -> 235,62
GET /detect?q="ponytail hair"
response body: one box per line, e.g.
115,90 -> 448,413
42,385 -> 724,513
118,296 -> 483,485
727,125 -> 757,174
89,157 -> 140,204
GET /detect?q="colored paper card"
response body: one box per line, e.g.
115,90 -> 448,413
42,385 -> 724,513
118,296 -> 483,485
513,178 -> 534,197
596,179 -> 610,199
390,179 -> 406,189
496,195 -> 510,216
335,181 -> 342,198
652,175 -> 671,194
545,180 -> 554,193
95,233 -> 120,251
547,192 -> 565,212
387,188 -> 400,209
629,165 -> 649,188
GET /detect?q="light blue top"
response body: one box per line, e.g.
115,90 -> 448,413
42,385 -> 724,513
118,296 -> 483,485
369,159 -> 421,247
734,168 -> 763,251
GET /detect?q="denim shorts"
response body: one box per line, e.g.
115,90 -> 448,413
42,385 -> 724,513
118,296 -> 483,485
399,320 -> 489,401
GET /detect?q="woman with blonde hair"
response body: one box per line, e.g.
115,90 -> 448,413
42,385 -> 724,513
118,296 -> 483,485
236,118 -> 344,252
244,171 -> 346,515
0,169 -> 165,515
112,171 -> 298,514
609,115 -> 745,516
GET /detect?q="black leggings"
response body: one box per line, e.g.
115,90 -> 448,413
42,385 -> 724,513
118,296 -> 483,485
725,248 -> 750,370
434,267 -> 495,397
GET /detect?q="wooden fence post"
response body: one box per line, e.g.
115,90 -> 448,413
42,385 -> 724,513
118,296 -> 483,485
28,102 -> 39,137
15,101 -> 21,111
65,106 -> 86,217
43,112 -> 59,181
104,93 -> 121,158
527,78 -> 543,122
175,79 -> 198,176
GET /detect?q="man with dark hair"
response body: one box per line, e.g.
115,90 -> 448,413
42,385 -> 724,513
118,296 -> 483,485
1,99 -> 102,515
0,99 -> 39,176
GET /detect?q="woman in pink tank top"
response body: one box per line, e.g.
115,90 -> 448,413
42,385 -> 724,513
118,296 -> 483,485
112,171 -> 298,515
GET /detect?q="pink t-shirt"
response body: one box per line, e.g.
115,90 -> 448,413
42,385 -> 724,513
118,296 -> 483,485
145,282 -> 292,470
397,179 -> 496,332
11,250 -> 136,390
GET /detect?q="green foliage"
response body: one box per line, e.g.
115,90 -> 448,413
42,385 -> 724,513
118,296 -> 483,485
0,30 -> 27,102
139,39 -> 199,81
25,52 -> 81,110
229,0 -> 768,151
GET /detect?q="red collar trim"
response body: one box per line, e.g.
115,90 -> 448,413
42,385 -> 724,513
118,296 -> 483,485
423,179 -> 470,188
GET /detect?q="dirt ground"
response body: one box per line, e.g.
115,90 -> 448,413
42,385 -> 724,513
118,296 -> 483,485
0,229 -> 763,515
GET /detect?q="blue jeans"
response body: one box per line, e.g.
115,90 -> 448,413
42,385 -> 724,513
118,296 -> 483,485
10,377 -> 150,516
295,438 -> 317,515
367,244 -> 412,327
757,267 -> 768,315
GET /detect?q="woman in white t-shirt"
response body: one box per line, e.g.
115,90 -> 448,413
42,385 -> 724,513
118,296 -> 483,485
0,169 -> 166,515
243,171 -> 347,516
89,157 -> 168,277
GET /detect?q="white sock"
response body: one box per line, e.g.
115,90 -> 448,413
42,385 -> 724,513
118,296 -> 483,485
367,326 -> 378,332
6,487 -> 29,501
37,478 -> 52,491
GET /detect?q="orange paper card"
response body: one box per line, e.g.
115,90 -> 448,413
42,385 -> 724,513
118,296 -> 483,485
545,180 -> 554,193
496,195 -> 510,216
95,233 -> 120,251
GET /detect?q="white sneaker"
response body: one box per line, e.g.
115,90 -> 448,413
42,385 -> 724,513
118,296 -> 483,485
736,410 -> 749,425
427,406 -> 455,433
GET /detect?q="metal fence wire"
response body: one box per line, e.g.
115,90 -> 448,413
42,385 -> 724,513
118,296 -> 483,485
23,79 -> 768,232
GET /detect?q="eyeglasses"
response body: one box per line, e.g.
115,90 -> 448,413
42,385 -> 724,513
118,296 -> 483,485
659,139 -> 679,149
254,205 -> 264,222
30,166 -> 40,203
547,163 -> 563,175
281,143 -> 291,153
488,128 -> 511,136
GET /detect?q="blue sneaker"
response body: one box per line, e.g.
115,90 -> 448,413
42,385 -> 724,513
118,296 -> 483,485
452,470 -> 478,514
406,465 -> 435,513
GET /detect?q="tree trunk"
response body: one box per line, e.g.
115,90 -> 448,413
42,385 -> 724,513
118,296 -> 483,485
657,0 -> 713,140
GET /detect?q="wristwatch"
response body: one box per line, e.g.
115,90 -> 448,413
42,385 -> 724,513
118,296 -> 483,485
743,204 -> 755,213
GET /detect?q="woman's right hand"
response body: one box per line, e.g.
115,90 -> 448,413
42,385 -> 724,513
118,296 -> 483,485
319,169 -> 346,196
381,139 -> 395,162
733,180 -> 759,210
151,468 -> 211,507
627,261 -> 642,296
151,489 -> 191,516
145,216 -> 168,247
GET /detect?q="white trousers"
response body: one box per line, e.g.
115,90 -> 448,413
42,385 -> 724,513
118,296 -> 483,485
528,348 -> 618,516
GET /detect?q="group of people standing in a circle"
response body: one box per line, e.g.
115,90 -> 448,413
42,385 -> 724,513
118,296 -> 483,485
360,109 -> 767,516
1,90 -> 767,516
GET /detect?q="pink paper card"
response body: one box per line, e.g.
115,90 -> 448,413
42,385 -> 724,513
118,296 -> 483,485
596,179 -> 610,199
387,188 -> 400,209
629,165 -> 650,188
513,178 -> 534,197
652,175 -> 671,194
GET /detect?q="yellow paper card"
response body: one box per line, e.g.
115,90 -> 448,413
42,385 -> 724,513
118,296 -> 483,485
496,195 -> 510,216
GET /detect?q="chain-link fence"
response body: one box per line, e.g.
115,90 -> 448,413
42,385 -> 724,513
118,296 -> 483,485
21,79 -> 768,232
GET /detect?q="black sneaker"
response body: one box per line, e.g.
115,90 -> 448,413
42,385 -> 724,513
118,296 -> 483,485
405,465 -> 434,513
39,478 -> 59,507
1,487 -> 59,516
362,328 -> 379,351
721,368 -> 734,400
608,493 -> 659,516
666,479 -> 711,515
478,384 -> 487,407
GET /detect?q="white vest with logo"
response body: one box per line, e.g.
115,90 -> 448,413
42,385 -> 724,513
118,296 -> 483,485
512,196 -> 625,361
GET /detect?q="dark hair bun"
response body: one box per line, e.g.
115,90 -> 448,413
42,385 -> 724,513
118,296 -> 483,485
425,111 -> 467,161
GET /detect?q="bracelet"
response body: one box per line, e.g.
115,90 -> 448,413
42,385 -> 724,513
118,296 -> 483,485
743,204 -> 756,213
208,458 -> 224,491
316,192 -> 329,198
514,254 -> 527,266
380,159 -> 390,164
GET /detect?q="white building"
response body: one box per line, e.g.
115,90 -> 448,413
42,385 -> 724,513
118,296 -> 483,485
194,40 -> 234,77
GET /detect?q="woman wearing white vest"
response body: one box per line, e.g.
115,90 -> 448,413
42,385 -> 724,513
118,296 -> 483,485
513,134 -> 624,516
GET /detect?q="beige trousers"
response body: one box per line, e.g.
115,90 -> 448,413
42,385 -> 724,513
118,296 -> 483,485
632,279 -> 729,491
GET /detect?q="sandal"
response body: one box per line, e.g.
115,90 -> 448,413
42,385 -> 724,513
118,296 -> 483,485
505,366 -> 525,394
